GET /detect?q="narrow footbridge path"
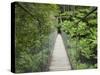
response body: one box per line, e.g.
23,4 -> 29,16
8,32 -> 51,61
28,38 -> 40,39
49,34 -> 71,71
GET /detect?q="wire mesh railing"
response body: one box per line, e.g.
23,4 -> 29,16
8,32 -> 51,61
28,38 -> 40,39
61,7 -> 97,69
15,2 -> 58,72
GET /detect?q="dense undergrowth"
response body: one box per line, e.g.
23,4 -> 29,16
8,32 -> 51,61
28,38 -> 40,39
15,2 -> 58,72
60,6 -> 97,69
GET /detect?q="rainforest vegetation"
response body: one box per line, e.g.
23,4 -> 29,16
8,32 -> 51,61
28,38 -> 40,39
15,2 -> 97,73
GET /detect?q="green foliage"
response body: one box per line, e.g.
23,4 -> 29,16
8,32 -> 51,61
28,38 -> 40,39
61,6 -> 97,69
15,2 -> 97,72
76,63 -> 88,69
15,2 -> 58,73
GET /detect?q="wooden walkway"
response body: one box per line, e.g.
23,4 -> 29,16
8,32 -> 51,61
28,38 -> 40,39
49,34 -> 71,71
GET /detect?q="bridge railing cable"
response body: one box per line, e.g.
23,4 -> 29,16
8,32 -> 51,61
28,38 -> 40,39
15,3 -> 58,71
61,6 -> 97,69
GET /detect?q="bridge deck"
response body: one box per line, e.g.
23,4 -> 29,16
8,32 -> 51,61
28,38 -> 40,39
49,34 -> 71,71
